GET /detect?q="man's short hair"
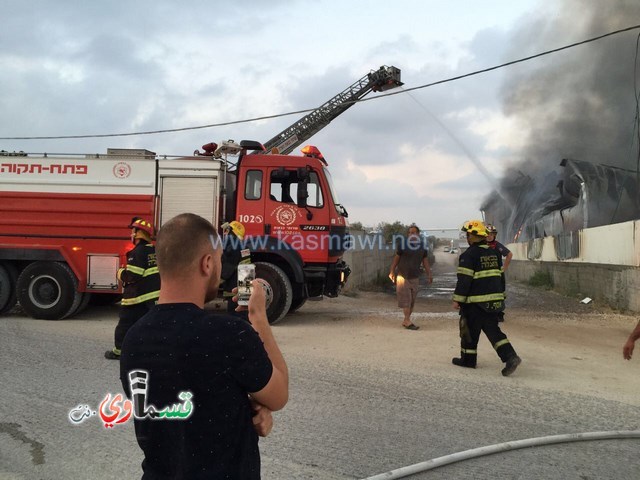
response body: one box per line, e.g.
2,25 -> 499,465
156,213 -> 220,276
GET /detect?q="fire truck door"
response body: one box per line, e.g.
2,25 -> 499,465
266,167 -> 329,262
159,176 -> 218,227
236,169 -> 266,237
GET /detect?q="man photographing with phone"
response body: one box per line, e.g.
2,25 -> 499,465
120,213 -> 288,479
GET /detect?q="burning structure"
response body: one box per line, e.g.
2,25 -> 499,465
480,0 -> 640,251
482,159 -> 640,244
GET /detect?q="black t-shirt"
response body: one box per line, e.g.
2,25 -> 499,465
120,304 -> 273,479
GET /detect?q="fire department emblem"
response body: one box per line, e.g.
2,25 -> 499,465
273,205 -> 297,226
113,162 -> 131,179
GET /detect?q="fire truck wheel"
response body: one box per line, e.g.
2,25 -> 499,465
68,292 -> 92,318
16,261 -> 81,320
288,296 -> 307,313
0,262 -> 18,315
255,262 -> 292,325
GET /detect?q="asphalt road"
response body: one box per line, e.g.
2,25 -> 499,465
1,297 -> 639,480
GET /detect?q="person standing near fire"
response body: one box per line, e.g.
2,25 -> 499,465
452,219 -> 521,376
389,224 -> 433,330
104,218 -> 160,360
486,224 -> 513,272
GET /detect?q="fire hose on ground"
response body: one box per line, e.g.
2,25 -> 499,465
362,430 -> 640,480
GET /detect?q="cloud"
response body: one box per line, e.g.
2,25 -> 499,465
455,107 -> 528,153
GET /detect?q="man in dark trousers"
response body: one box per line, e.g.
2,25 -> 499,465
105,218 -> 160,360
120,213 -> 288,479
452,219 -> 521,376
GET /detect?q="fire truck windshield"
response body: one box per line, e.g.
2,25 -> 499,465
323,167 -> 348,217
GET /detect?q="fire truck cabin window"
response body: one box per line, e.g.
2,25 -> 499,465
270,170 -> 323,207
245,170 -> 263,200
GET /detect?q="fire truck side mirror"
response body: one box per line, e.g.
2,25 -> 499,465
297,179 -> 309,208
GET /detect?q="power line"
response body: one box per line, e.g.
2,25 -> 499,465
2,23 -> 640,141
372,24 -> 640,98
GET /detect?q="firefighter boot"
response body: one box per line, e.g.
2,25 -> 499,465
452,358 -> 476,368
501,355 -> 521,376
104,348 -> 121,360
452,349 -> 476,369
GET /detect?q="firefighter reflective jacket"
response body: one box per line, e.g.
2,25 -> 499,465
452,242 -> 505,312
118,240 -> 160,306
220,232 -> 252,296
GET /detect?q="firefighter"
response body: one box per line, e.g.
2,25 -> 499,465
486,224 -> 513,272
451,219 -> 522,376
486,223 -> 513,322
104,218 -> 160,360
220,221 -> 252,315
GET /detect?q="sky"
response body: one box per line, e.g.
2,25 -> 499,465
2,0 -> 639,233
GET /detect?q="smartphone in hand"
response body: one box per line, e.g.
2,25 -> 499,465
237,263 -> 256,306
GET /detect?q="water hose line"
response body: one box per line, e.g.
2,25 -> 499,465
362,430 -> 640,480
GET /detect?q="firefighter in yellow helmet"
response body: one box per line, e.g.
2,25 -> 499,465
220,221 -> 251,315
105,217 -> 160,360
451,220 -> 521,376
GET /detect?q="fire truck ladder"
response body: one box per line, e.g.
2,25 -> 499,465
259,65 -> 403,155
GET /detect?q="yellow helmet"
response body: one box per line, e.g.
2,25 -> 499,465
461,219 -> 488,237
129,218 -> 155,241
222,220 -> 245,240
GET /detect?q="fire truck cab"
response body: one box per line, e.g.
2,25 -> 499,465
232,144 -> 350,320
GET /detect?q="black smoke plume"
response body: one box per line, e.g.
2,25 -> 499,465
483,0 -> 640,242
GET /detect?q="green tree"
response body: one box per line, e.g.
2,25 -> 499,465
349,221 -> 364,231
377,221 -> 409,244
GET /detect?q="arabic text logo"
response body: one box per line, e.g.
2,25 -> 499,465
99,393 -> 132,428
67,370 -> 194,428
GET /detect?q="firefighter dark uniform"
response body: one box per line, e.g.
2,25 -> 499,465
486,224 -> 513,270
105,218 -> 160,360
452,219 -> 522,376
486,224 -> 512,321
220,221 -> 251,316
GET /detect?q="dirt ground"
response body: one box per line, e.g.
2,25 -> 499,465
276,250 -> 640,407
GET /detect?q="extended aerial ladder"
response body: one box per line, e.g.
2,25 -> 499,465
258,65 -> 403,155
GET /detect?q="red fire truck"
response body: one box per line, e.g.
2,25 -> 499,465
0,66 -> 402,323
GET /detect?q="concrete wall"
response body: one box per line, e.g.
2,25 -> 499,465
342,231 -> 393,291
506,219 -> 640,312
507,260 -> 640,311
508,220 -> 640,266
